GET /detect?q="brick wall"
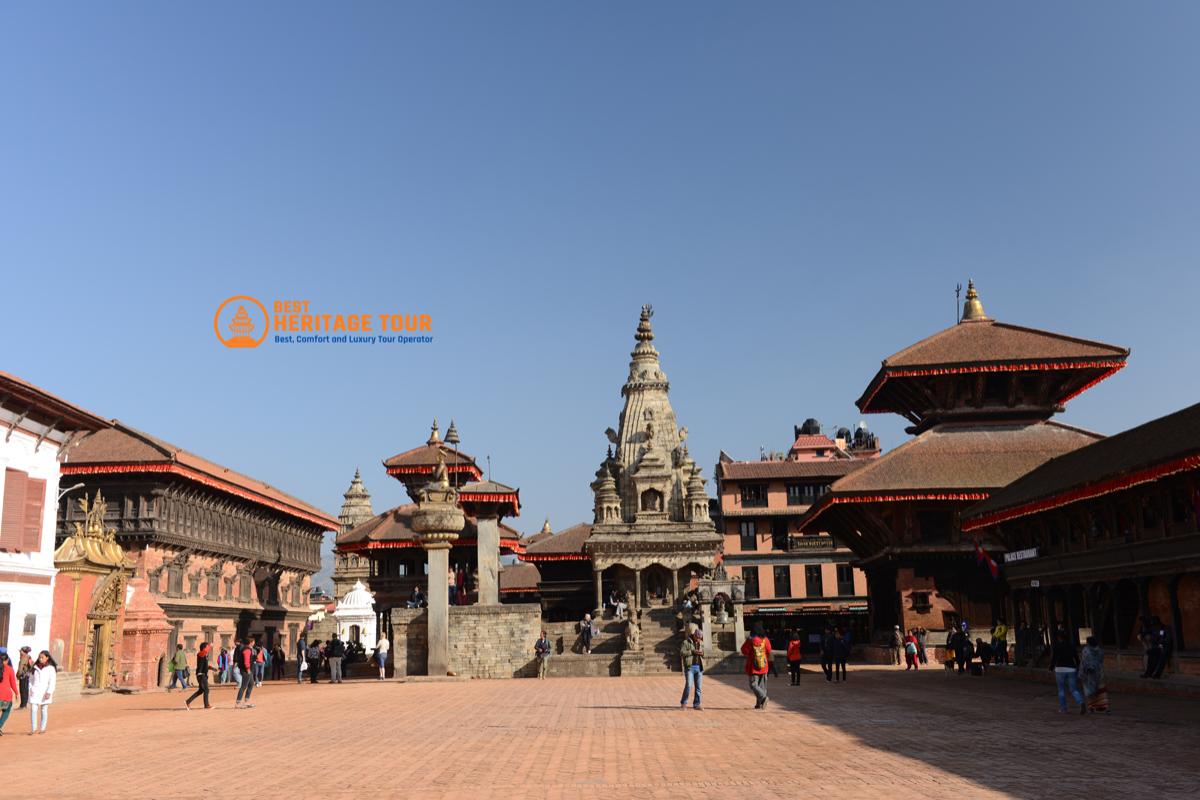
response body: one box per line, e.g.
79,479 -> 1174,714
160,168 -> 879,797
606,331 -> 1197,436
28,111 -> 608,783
390,604 -> 542,679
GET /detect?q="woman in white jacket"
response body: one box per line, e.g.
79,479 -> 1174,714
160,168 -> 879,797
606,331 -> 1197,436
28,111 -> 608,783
28,651 -> 56,735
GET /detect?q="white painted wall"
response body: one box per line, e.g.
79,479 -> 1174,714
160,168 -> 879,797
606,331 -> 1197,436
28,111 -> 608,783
0,411 -> 67,656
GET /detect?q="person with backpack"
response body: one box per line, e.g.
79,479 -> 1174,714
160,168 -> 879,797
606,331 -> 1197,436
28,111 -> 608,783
326,634 -> 346,683
904,629 -> 920,671
741,622 -> 772,709
234,638 -> 256,709
820,628 -> 837,682
786,631 -> 803,686
307,640 -> 323,684
166,644 -> 189,692
216,646 -> 230,685
678,629 -> 704,710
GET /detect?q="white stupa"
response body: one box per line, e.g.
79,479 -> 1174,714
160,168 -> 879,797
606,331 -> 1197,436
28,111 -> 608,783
332,580 -> 377,647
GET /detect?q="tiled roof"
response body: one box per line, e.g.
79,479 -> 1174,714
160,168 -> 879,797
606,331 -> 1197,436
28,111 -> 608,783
716,460 -> 867,482
62,423 -> 338,529
499,562 -> 541,592
881,320 -> 1128,369
0,371 -> 109,432
824,421 -> 1103,495
789,434 -> 837,451
963,402 -> 1200,527
336,504 -> 524,548
383,443 -> 479,470
522,523 -> 592,558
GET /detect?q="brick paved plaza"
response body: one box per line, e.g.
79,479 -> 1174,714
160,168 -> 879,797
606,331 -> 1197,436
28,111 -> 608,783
8,667 -> 1200,799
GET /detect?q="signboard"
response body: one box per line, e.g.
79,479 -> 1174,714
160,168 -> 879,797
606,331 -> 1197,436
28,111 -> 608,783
1030,579 -> 1040,588
1004,547 -> 1039,564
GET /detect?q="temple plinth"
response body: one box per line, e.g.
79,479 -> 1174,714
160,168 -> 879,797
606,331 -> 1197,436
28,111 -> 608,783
411,457 -> 465,676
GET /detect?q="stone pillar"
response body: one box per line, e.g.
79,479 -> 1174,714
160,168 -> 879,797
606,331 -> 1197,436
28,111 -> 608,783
412,460 -> 465,678
734,600 -> 746,648
425,546 -> 451,676
475,515 -> 500,605
594,568 -> 604,616
634,569 -> 642,609
672,569 -> 680,603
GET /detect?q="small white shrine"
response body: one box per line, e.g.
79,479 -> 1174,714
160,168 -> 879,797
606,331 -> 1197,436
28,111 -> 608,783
332,580 -> 377,647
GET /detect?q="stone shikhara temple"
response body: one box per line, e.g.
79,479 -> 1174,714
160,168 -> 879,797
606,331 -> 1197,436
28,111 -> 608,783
333,306 -> 732,678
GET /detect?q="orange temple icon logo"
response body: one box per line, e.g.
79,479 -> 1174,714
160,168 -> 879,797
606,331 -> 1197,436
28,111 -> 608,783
214,295 -> 269,348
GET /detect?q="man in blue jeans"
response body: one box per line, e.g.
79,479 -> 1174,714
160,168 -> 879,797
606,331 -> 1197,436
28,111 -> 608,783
1049,632 -> 1086,714
679,629 -> 704,710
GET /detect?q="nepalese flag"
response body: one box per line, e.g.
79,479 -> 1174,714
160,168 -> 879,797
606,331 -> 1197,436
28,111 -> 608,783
973,538 -> 1000,580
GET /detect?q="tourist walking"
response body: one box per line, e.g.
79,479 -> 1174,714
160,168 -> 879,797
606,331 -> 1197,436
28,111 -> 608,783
185,642 -> 216,710
679,629 -> 704,710
17,646 -> 32,708
296,635 -> 308,683
252,640 -> 266,686
579,613 -> 594,655
234,638 -> 256,709
307,640 -> 323,684
1050,632 -> 1086,715
327,634 -> 346,683
916,627 -> 929,665
0,650 -> 18,735
216,646 -> 230,685
1080,636 -> 1110,714
786,631 -> 803,686
742,622 -> 772,709
28,650 -> 56,734
271,642 -> 286,680
991,620 -> 1009,665
891,625 -> 903,666
534,631 -> 552,679
833,627 -> 849,682
904,629 -> 919,670
950,627 -> 972,674
375,633 -> 390,680
167,643 -> 190,691
1151,617 -> 1174,679
820,628 -> 836,682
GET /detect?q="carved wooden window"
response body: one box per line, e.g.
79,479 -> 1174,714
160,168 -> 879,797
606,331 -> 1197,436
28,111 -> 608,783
805,565 -> 823,597
238,574 -> 251,602
183,635 -> 197,652
772,566 -> 791,597
167,565 -> 184,597
206,572 -> 220,600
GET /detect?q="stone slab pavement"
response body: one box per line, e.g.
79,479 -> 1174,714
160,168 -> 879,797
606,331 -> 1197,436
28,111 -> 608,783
5,665 -> 1200,799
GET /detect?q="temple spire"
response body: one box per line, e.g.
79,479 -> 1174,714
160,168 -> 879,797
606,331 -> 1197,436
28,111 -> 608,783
960,279 -> 989,322
427,418 -> 441,445
635,303 -> 655,342
445,419 -> 460,446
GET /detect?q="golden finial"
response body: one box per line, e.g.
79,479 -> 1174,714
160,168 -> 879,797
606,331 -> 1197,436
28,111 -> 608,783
961,280 -> 989,322
427,418 -> 441,445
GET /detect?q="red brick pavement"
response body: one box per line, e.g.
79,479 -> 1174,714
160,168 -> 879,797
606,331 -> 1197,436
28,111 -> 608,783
5,666 -> 1200,799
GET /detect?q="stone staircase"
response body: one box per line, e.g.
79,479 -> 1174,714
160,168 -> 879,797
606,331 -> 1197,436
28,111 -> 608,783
642,607 -> 684,674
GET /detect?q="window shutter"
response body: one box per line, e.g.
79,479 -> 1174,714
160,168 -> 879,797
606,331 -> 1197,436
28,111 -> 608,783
21,476 -> 46,552
1,469 -> 27,551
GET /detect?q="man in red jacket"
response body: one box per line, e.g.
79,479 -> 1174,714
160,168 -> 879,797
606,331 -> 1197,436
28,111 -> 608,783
741,622 -> 772,709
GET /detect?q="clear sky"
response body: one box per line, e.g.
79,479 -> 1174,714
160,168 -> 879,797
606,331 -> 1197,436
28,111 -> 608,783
4,3 -> 1198,589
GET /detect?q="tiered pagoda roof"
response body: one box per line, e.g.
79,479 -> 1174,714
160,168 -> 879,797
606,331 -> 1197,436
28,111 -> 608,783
336,503 -> 525,554
962,402 -> 1200,531
499,562 -> 542,595
383,419 -> 483,487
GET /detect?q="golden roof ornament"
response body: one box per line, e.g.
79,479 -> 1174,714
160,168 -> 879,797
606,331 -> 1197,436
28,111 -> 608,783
960,279 -> 989,322
445,419 -> 460,446
53,491 -> 132,570
427,418 -> 441,445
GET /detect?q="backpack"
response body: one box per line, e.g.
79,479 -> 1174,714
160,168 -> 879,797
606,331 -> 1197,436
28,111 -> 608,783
751,638 -> 767,671
307,645 -> 321,661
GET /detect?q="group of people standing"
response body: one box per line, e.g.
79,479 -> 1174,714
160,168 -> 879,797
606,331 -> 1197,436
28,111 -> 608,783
0,647 -> 57,735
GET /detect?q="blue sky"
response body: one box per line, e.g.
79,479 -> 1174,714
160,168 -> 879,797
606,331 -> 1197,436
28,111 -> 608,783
3,3 -> 1198,588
